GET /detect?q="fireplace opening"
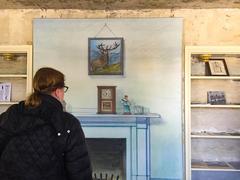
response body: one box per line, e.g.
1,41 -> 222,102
86,138 -> 126,180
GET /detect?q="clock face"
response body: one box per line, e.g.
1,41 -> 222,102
101,89 -> 112,99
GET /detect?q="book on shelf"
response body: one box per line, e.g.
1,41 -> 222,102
205,161 -> 231,169
228,161 -> 240,169
192,160 -> 233,169
191,160 -> 208,168
0,82 -> 11,102
207,91 -> 226,105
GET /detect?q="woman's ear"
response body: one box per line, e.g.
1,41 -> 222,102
55,88 -> 62,98
53,88 -> 64,101
51,88 -> 60,99
51,88 -> 64,102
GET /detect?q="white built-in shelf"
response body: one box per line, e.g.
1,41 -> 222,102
0,101 -> 18,105
0,74 -> 27,78
192,168 -> 240,172
191,104 -> 240,108
191,161 -> 240,172
0,45 -> 32,115
191,76 -> 240,80
185,46 -> 240,180
191,135 -> 240,139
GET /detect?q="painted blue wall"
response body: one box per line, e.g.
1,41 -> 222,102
33,18 -> 183,180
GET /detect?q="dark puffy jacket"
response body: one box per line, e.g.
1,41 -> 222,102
0,94 -> 93,180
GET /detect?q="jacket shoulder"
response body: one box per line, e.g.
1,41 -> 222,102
3,103 -> 19,115
62,112 -> 81,129
0,104 -> 19,128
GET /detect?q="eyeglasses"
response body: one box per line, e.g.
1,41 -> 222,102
63,85 -> 69,93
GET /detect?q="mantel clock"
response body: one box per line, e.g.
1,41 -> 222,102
97,86 -> 116,114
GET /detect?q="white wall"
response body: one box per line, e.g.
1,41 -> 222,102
33,18 -> 183,179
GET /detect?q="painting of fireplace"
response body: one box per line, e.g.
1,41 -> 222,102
86,138 -> 126,180
75,114 -> 161,180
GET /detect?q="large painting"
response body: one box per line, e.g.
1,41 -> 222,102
88,37 -> 124,75
33,19 -> 183,178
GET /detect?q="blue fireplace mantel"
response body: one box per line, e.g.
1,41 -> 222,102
74,113 -> 161,180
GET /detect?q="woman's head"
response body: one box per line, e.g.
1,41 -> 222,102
26,67 -> 67,107
33,67 -> 65,97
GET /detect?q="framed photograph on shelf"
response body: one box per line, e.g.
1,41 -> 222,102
207,91 -> 226,105
0,82 -> 11,102
88,37 -> 124,75
207,59 -> 229,76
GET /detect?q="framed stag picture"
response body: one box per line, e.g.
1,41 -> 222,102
88,38 -> 124,75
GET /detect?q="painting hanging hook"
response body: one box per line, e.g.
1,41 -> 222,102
94,23 -> 117,37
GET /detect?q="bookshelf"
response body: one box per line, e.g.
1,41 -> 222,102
0,45 -> 32,113
185,46 -> 240,180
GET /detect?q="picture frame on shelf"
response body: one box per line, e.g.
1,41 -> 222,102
88,37 -> 124,75
207,91 -> 226,105
207,59 -> 229,76
0,82 -> 11,102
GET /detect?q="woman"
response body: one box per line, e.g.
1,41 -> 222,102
0,67 -> 93,180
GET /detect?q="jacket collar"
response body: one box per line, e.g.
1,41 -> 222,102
19,94 -> 63,120
21,94 -> 65,132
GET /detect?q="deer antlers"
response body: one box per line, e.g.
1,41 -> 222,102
96,42 -> 120,53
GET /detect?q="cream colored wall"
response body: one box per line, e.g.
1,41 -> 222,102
0,9 -> 240,45
0,8 -> 239,180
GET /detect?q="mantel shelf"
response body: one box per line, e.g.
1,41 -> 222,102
72,113 -> 161,118
73,113 -> 161,125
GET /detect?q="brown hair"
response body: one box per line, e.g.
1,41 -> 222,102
25,67 -> 65,108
